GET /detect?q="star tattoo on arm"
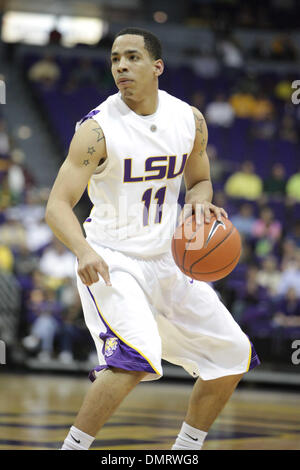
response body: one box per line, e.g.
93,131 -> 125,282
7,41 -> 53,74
87,146 -> 96,156
193,112 -> 204,134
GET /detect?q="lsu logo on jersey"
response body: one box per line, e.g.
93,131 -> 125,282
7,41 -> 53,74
104,337 -> 119,357
123,154 -> 188,182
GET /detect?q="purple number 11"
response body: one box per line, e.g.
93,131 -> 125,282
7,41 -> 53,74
141,186 -> 166,226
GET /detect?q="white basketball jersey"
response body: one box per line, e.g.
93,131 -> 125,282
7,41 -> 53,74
76,90 -> 195,258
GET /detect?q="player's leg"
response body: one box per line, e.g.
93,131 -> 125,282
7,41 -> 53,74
184,372 -> 243,432
153,255 -> 260,450
61,247 -> 163,450
74,367 -> 146,435
171,372 -> 243,450
62,367 -> 146,450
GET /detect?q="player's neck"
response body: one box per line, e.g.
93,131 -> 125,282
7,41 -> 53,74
121,91 -> 159,116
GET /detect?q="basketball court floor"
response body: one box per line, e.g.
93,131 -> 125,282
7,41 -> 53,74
0,372 -> 299,450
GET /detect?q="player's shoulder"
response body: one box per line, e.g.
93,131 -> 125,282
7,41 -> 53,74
159,90 -> 196,125
76,92 -> 119,130
159,89 -> 191,110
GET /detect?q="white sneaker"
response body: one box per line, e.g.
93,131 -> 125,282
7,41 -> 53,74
37,351 -> 52,362
58,351 -> 74,364
22,335 -> 40,350
88,352 -> 98,364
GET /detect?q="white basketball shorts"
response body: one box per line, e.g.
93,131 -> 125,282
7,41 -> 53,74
76,242 -> 260,382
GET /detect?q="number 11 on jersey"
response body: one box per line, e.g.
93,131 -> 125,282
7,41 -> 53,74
142,186 -> 167,226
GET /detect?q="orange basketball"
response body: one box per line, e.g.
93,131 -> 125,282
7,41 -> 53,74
172,214 -> 241,282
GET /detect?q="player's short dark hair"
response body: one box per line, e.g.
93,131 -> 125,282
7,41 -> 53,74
114,27 -> 162,60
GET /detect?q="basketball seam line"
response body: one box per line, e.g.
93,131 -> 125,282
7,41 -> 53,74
185,249 -> 241,275
189,225 -> 236,273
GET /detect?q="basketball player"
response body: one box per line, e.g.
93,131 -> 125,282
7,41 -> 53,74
45,28 -> 260,450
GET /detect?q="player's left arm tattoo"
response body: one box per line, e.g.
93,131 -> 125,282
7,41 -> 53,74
87,146 -> 96,156
193,112 -> 204,134
92,127 -> 105,143
83,127 -> 105,165
193,112 -> 207,158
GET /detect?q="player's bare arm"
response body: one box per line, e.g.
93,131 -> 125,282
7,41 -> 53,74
183,106 -> 228,223
45,119 -> 111,287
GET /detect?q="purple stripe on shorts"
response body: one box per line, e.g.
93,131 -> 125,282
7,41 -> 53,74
85,218 -> 92,223
80,109 -> 100,125
86,286 -> 158,381
248,340 -> 261,371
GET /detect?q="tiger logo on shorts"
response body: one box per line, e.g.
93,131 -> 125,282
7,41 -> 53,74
104,337 -> 119,357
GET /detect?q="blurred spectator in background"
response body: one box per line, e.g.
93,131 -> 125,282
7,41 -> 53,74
27,54 -> 61,89
277,251 -> 300,298
263,163 -> 287,199
56,290 -> 94,364
274,76 -> 294,102
205,93 -> 235,127
229,90 -> 256,118
252,206 -> 282,258
216,35 -> 244,73
280,237 -> 298,266
0,175 -> 13,209
7,150 -> 26,205
237,5 -> 256,27
231,203 -> 256,238
6,187 -> 48,227
231,264 -> 268,322
190,91 -> 206,111
289,221 -> 300,249
249,112 -> 277,140
48,27 -> 62,46
286,167 -> 300,201
272,287 -> 300,328
271,287 -> 300,355
0,244 -> 14,273
25,215 -> 53,254
235,71 -> 261,96
270,35 -> 298,62
0,119 -> 10,156
22,287 -> 62,362
278,114 -> 299,143
224,160 -> 263,200
207,144 -> 233,184
250,39 -> 270,60
39,238 -> 75,288
212,189 -> 235,215
13,244 -> 39,287
68,58 -> 99,89
251,91 -> 274,120
239,236 -> 253,265
98,63 -> 115,92
192,49 -> 220,79
256,255 -> 281,297
0,214 -> 27,252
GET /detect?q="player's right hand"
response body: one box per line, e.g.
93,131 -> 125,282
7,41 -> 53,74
77,250 -> 112,287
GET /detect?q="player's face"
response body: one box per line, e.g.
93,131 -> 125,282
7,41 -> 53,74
111,34 -> 163,101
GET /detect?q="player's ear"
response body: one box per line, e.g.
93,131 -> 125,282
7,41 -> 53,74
153,59 -> 164,77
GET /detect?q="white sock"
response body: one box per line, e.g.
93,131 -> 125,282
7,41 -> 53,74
61,426 -> 95,450
172,422 -> 207,450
